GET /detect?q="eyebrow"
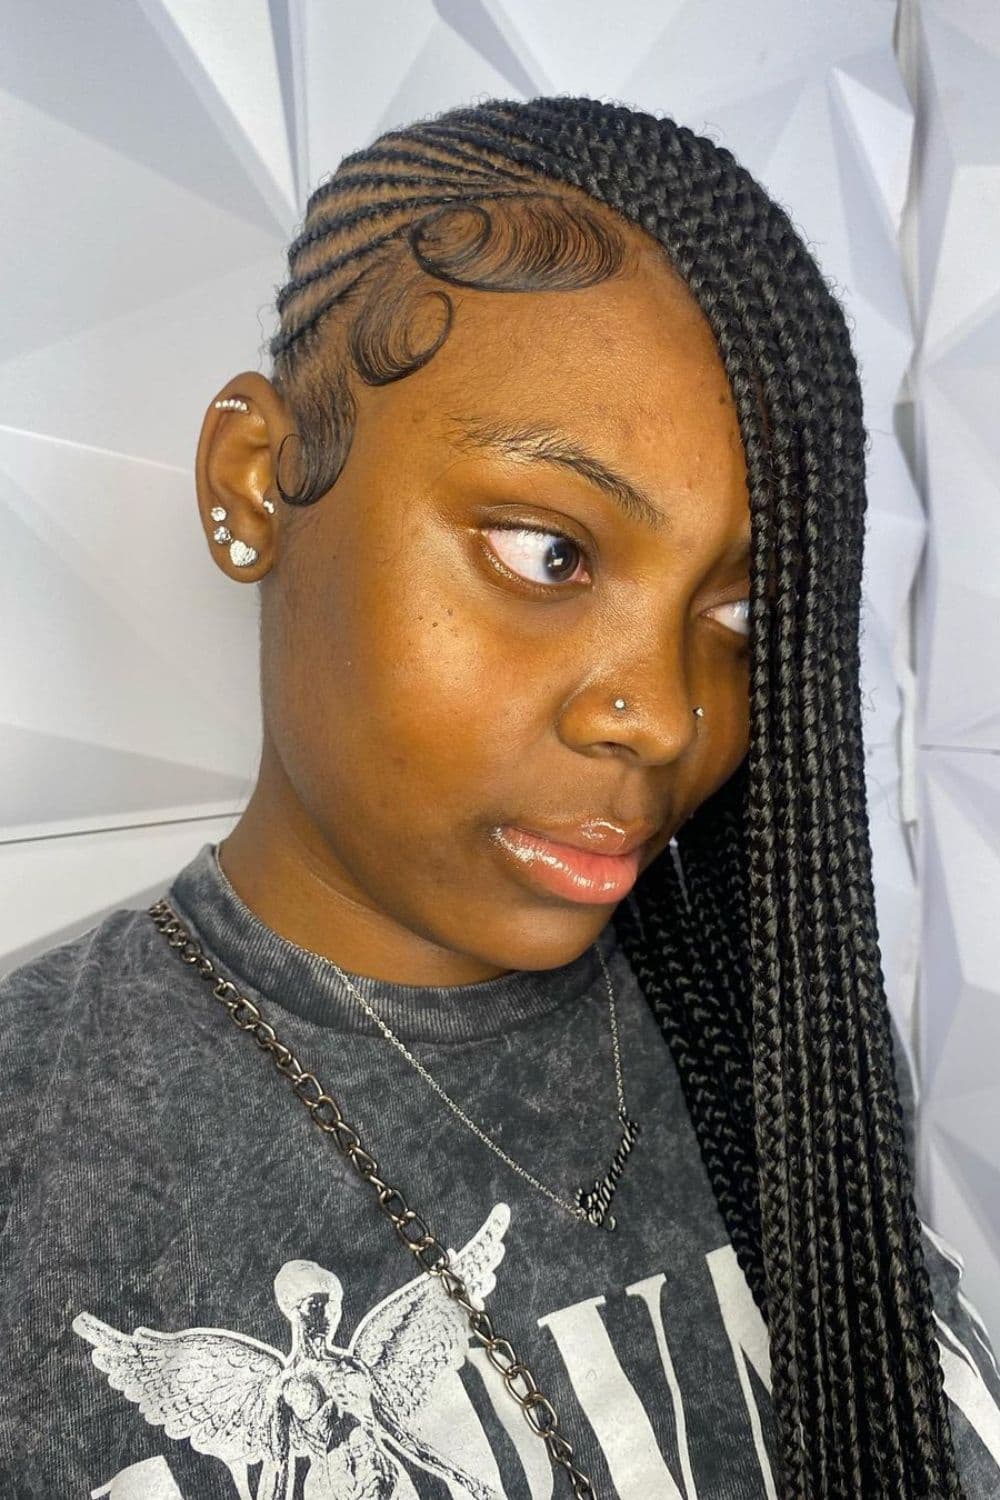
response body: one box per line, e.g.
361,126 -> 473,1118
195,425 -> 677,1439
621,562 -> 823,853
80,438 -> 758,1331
444,411 -> 669,533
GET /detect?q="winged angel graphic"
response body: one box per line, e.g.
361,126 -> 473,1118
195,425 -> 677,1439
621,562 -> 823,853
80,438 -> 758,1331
73,1202 -> 512,1500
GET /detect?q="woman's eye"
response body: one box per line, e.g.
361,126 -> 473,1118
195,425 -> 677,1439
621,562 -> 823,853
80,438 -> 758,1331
707,597 -> 750,638
483,525 -> 591,588
481,528 -> 748,630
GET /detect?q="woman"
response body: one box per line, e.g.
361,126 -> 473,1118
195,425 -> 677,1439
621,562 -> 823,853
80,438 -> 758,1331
2,94 -> 998,1500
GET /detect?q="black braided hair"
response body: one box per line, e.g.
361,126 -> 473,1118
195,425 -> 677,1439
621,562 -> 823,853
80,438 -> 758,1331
268,95 -> 961,1500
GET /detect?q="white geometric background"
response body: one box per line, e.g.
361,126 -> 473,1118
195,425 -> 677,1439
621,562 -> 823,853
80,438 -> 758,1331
2,0 -> 996,1342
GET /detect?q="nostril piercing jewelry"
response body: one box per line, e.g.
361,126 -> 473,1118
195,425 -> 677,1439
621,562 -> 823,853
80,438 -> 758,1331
214,397 -> 250,413
613,698 -> 704,717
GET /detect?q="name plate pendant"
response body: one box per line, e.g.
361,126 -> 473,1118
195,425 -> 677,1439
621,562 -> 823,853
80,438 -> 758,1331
575,1112 -> 641,1231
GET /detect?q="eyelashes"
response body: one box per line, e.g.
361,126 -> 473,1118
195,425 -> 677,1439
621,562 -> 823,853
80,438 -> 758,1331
481,522 -> 751,639
483,522 -> 591,587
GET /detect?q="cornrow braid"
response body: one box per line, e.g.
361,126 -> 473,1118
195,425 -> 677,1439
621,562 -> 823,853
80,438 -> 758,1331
268,95 -> 962,1499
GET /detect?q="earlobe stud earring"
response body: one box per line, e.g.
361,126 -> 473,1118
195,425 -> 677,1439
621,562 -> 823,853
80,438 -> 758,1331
207,504 -> 260,566
210,505 -> 231,544
228,539 -> 259,568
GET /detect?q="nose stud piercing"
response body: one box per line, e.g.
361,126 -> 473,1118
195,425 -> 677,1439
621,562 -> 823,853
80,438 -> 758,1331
612,698 -> 704,717
214,397 -> 250,413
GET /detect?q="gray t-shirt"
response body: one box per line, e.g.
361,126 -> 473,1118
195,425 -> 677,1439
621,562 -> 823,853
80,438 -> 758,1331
2,841 -> 999,1500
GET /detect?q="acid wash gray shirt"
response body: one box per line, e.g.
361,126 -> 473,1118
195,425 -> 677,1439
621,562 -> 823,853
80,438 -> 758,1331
2,842 -> 999,1500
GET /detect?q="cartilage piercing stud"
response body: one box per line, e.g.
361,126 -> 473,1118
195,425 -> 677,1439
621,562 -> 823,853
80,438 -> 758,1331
214,397 -> 250,413
693,705 -> 705,717
210,506 -> 227,523
262,498 -> 276,514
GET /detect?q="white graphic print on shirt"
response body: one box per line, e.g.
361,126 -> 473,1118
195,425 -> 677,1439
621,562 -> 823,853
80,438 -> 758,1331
74,1204 -> 511,1500
72,1205 -> 1000,1500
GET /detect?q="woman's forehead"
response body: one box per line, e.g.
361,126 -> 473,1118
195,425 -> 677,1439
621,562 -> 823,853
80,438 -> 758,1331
357,266 -> 736,453
343,353 -> 750,564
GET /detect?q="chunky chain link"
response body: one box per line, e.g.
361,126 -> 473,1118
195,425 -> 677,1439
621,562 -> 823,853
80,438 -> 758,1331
148,899 -> 597,1499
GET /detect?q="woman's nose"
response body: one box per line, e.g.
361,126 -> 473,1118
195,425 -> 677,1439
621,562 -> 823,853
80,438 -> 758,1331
558,652 -> 703,767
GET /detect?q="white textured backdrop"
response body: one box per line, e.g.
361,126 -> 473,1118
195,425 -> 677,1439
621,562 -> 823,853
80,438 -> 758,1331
3,0 -> 994,1340
898,0 -> 1000,1355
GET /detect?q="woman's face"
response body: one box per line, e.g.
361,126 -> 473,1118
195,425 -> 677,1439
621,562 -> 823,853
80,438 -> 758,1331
201,231 -> 752,983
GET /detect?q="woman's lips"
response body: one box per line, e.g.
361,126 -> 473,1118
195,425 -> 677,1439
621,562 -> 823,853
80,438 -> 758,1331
492,825 -> 644,904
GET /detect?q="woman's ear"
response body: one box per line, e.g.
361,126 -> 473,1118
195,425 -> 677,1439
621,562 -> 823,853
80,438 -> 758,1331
194,371 -> 294,582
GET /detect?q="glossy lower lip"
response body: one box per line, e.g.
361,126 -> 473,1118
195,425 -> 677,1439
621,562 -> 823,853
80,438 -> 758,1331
492,825 -> 644,904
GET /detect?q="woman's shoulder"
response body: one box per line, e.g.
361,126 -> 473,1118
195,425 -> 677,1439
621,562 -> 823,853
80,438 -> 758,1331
0,904 -> 182,1230
0,904 -> 170,1116
0,904 -> 154,1020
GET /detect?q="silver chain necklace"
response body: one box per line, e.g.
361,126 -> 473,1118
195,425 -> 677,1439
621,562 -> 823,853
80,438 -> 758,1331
327,942 -> 641,1231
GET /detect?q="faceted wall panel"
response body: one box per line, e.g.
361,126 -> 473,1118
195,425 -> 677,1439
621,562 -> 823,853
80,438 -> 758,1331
0,0 -> 291,921
902,0 -> 1000,1351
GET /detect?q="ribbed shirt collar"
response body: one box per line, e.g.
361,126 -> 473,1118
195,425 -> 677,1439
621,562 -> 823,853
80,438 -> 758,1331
167,842 -> 619,1044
